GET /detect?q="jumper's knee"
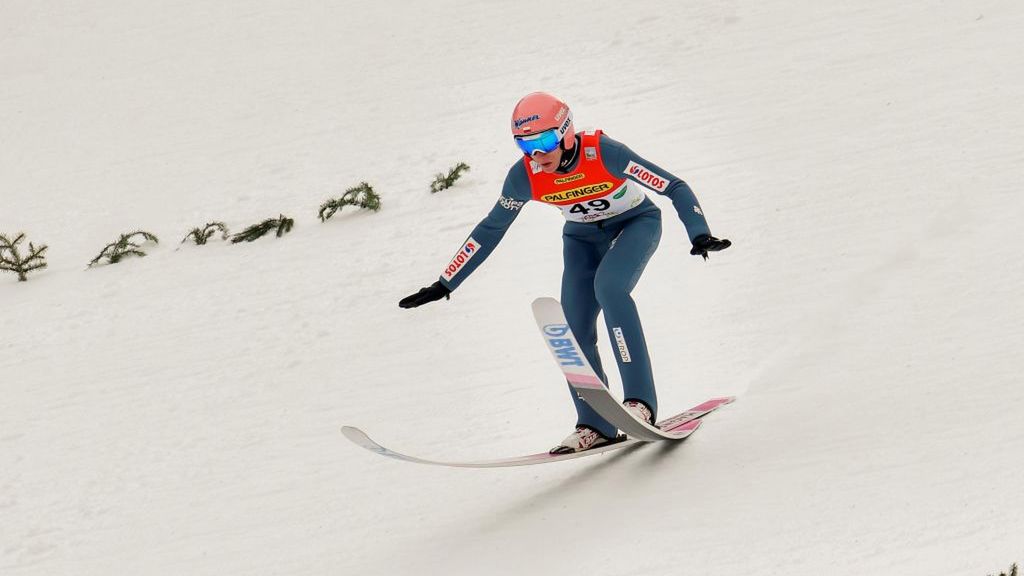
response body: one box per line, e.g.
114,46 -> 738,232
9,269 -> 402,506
594,275 -> 631,309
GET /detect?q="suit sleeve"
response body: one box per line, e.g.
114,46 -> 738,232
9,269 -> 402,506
437,163 -> 532,292
599,134 -> 712,242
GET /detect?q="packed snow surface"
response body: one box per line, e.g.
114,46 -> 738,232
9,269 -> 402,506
2,1 -> 1023,574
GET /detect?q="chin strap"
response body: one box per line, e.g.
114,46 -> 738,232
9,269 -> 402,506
557,136 -> 581,170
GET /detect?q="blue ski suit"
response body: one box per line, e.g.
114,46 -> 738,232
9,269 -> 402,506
438,130 -> 714,438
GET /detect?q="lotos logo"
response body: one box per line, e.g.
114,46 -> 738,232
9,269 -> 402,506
625,161 -> 669,192
443,237 -> 481,280
541,182 -> 613,205
553,173 -> 585,185
514,114 -> 541,129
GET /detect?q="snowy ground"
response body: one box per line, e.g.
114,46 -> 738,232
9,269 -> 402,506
3,1 -> 1023,575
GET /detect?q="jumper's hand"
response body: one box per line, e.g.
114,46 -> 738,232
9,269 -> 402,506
690,234 -> 732,261
399,281 -> 451,309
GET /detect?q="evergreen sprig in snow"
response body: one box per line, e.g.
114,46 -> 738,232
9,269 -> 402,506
0,232 -> 49,282
182,222 -> 230,245
231,215 -> 294,243
319,182 -> 381,222
990,564 -> 1019,576
430,162 -> 470,193
89,231 -> 159,267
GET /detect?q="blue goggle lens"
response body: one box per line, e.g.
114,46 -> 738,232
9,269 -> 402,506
515,128 -> 561,156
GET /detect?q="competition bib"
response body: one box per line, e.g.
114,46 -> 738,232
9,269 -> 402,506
549,180 -> 646,223
525,129 -> 647,224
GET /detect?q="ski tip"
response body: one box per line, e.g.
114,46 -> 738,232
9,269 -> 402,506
341,426 -> 369,443
531,296 -> 560,310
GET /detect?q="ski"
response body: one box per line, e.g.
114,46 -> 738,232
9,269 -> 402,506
532,296 -> 734,441
340,399 -> 720,469
340,297 -> 735,468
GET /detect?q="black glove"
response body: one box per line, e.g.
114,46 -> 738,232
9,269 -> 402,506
690,234 -> 732,260
399,281 -> 451,309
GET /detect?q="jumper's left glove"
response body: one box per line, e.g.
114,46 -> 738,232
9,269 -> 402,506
690,234 -> 732,260
399,281 -> 451,309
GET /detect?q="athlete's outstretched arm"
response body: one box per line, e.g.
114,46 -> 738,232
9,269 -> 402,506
599,134 -> 731,258
399,163 -> 532,309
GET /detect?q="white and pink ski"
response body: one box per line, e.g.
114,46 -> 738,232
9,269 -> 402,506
339,297 -> 734,468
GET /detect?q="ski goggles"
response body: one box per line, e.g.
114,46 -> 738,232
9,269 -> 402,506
514,128 -> 562,156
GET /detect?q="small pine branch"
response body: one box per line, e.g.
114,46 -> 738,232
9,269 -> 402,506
231,214 -> 295,243
319,182 -> 382,222
0,232 -> 49,282
430,162 -> 470,193
181,222 -> 230,245
89,230 -> 159,267
990,564 -> 1019,576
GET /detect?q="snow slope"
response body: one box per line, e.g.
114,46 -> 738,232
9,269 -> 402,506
2,1 -> 1023,574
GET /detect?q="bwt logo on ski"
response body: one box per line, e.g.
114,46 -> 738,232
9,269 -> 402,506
625,161 -> 668,192
443,238 -> 480,280
543,324 -> 570,337
543,324 -> 585,367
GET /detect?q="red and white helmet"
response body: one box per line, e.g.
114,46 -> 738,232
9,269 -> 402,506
510,92 -> 575,153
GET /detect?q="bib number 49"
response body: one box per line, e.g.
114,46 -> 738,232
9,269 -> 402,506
568,199 -> 611,215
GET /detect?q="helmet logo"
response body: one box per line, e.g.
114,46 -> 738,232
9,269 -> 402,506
554,106 -> 567,121
514,114 -> 541,129
558,115 -> 571,135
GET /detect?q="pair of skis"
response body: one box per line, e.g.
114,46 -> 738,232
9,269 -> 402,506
341,297 -> 734,468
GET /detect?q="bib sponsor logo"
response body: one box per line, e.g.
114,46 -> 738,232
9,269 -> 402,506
613,327 -> 632,363
543,324 -> 585,367
541,181 -> 613,204
553,173 -> 585,185
443,237 -> 480,280
514,114 -> 540,129
625,161 -> 669,192
584,147 -> 597,160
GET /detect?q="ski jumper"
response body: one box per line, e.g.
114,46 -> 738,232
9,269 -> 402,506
438,131 -> 713,438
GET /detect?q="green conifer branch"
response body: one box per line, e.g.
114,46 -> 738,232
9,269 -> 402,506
89,231 -> 159,267
182,222 -> 229,245
319,182 -> 381,222
231,215 -> 295,243
1,232 -> 49,281
430,162 -> 470,193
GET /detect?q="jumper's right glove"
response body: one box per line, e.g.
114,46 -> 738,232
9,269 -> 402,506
399,281 -> 451,309
690,234 -> 732,261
